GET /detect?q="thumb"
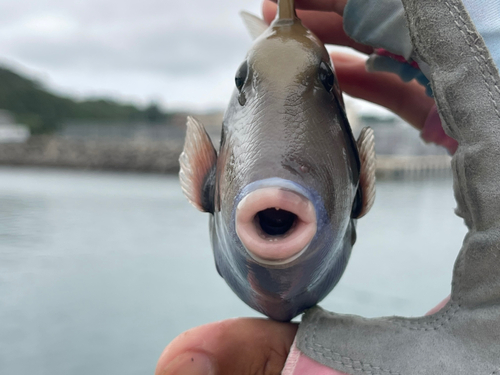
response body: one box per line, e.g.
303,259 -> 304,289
156,318 -> 298,375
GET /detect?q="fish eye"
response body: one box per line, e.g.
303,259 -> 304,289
235,61 -> 248,92
318,61 -> 335,92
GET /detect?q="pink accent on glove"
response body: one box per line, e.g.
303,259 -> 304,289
420,105 -> 458,155
282,337 -> 347,375
282,296 -> 452,375
375,48 -> 420,69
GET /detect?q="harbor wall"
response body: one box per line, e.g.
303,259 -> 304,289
0,136 -> 183,173
0,136 -> 452,178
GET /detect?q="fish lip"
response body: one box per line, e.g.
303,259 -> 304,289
234,178 -> 318,266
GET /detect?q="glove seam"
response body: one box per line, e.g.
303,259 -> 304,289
445,0 -> 500,119
386,302 -> 460,331
303,312 -> 401,375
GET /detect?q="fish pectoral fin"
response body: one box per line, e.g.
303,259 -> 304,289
354,127 -> 376,218
179,116 -> 217,213
240,11 -> 269,40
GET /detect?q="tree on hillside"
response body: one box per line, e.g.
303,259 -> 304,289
0,67 -> 170,134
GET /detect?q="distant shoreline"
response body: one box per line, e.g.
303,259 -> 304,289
0,135 -> 182,174
0,135 -> 452,179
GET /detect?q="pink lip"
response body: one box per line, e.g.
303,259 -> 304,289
235,187 -> 317,264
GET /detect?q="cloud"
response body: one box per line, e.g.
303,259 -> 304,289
0,0 -> 260,110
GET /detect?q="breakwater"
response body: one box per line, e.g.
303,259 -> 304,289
0,136 -> 452,177
376,155 -> 452,179
0,136 -> 183,173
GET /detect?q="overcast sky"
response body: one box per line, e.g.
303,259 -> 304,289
0,0 -> 389,115
0,0 -> 267,111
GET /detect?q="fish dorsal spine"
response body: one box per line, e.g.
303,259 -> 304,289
277,0 -> 296,20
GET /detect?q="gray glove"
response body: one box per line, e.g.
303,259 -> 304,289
295,0 -> 500,373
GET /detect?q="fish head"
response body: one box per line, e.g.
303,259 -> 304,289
179,8 -> 375,321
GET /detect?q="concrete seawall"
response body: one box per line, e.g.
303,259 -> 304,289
0,136 -> 453,178
376,155 -> 452,179
0,136 -> 183,173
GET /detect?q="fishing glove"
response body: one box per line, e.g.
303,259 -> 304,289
343,0 -> 500,89
344,0 -> 500,155
284,0 -> 500,374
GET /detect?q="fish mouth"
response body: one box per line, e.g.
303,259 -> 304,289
236,187 -> 317,265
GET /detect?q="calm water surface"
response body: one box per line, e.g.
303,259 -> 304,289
0,167 -> 467,374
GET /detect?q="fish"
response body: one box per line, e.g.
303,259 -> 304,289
179,0 -> 376,322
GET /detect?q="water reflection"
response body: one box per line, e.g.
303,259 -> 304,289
0,196 -> 48,247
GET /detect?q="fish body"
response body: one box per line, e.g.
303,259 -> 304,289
180,0 -> 375,321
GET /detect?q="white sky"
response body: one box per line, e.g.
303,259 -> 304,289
0,0 -> 388,114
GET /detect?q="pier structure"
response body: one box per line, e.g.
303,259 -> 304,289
375,155 -> 452,179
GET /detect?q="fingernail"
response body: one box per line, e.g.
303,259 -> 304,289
160,351 -> 216,375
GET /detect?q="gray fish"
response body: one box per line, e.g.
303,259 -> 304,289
179,0 -> 376,322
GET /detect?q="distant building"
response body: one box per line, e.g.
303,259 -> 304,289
0,110 -> 30,143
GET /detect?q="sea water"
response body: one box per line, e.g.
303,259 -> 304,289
0,167 -> 466,375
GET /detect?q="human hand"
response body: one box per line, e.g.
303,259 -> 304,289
263,0 -> 435,133
155,318 -> 297,375
265,0 -> 460,153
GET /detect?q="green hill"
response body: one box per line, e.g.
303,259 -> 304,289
0,67 -> 167,134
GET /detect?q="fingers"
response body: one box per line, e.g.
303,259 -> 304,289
262,0 -> 373,55
156,318 -> 298,375
268,0 -> 348,15
331,52 -> 435,130
261,2 -> 434,130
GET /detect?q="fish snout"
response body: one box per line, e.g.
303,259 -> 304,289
235,187 -> 317,264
